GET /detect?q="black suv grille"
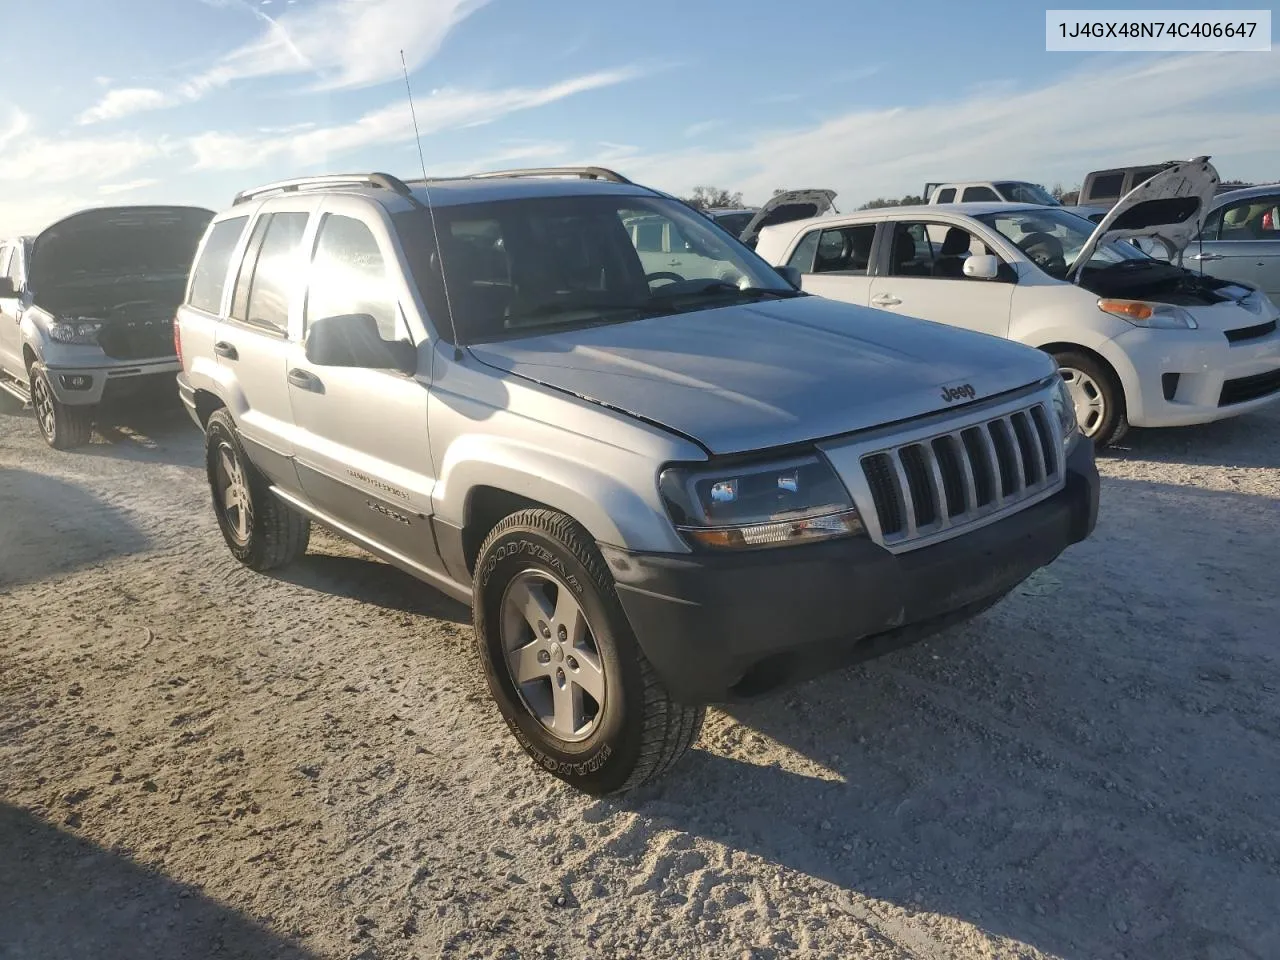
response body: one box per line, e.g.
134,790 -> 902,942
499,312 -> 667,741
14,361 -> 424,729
97,313 -> 176,361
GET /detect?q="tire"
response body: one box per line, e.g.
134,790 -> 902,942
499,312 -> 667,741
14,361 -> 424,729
205,409 -> 310,571
30,366 -> 93,450
473,508 -> 705,795
1051,349 -> 1128,447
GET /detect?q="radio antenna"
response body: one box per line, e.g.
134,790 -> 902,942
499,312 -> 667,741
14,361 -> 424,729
401,49 -> 461,357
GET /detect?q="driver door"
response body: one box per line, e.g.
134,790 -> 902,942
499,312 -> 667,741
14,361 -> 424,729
865,221 -> 1013,339
285,204 -> 443,576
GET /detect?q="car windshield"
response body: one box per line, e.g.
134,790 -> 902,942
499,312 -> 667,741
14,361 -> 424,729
395,194 -> 796,344
995,182 -> 1061,206
975,208 -> 1150,279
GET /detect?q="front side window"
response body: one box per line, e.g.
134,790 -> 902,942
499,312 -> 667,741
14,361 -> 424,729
307,215 -> 402,340
392,195 -> 795,344
961,186 -> 999,202
976,208 -> 1148,278
812,225 -> 876,274
887,223 -> 938,277
188,216 -> 247,314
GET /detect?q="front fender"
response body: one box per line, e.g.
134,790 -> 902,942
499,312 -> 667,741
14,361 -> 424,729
435,433 -> 689,554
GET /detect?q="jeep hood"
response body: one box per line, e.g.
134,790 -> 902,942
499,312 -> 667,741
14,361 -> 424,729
28,206 -> 214,295
1068,158 -> 1219,280
738,189 -> 837,245
468,296 -> 1055,455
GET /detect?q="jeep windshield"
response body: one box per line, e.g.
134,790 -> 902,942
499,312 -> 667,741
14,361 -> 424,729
395,195 -> 797,344
976,208 -> 1149,280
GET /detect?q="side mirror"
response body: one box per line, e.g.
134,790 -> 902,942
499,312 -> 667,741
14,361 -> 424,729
962,254 -> 1001,280
305,313 -> 418,375
0,277 -> 17,298
776,264 -> 803,289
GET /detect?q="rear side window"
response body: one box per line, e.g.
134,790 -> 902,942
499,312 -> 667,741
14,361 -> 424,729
307,215 -> 402,340
1087,173 -> 1124,201
961,186 -> 999,202
231,212 -> 309,334
813,224 -> 877,274
187,217 -> 247,314
936,188 -> 956,204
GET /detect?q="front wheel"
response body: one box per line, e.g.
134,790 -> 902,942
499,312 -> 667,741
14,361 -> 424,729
473,509 -> 704,794
30,366 -> 93,450
205,409 -> 310,571
1052,350 -> 1128,447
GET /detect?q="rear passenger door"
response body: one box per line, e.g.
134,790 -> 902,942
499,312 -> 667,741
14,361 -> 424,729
285,203 -> 442,573
218,202 -> 314,488
788,222 -> 878,305
866,220 -> 1013,339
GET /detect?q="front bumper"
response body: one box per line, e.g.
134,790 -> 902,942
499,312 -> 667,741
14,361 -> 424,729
1107,323 -> 1280,427
44,358 -> 181,406
604,439 -> 1099,704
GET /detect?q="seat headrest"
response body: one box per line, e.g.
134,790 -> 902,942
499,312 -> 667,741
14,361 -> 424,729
940,227 -> 970,256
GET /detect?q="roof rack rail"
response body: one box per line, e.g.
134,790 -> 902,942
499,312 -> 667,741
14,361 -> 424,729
465,166 -> 632,184
232,172 -> 416,206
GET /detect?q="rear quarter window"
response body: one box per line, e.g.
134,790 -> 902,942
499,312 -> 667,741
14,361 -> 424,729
1086,173 -> 1125,201
936,188 -> 956,203
187,217 -> 248,314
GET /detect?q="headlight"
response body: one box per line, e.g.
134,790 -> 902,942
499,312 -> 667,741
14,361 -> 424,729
659,453 -> 864,550
48,320 -> 103,345
1051,376 -> 1079,447
1097,298 -> 1196,329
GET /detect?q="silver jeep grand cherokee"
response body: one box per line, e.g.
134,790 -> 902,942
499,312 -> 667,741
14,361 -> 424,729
0,206 -> 214,448
175,167 -> 1099,794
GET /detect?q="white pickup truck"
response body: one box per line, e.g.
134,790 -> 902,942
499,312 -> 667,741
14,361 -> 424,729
925,181 -> 1060,206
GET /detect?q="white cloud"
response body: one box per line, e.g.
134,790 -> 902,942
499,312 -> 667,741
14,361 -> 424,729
184,0 -> 490,99
188,67 -> 642,171
0,192 -> 97,236
0,133 -> 162,186
98,178 -> 162,196
78,87 -> 174,125
612,51 -> 1280,206
683,119 -> 723,139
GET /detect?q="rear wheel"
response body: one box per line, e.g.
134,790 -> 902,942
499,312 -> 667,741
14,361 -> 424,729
1052,350 -> 1128,447
205,409 -> 310,570
473,508 -> 704,794
30,366 -> 93,450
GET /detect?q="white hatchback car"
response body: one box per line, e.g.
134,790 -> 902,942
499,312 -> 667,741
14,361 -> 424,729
756,159 -> 1280,446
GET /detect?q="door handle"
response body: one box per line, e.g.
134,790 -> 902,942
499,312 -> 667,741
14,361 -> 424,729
213,341 -> 238,360
287,368 -> 324,393
1188,252 -> 1223,262
668,259 -> 681,266
871,294 -> 902,306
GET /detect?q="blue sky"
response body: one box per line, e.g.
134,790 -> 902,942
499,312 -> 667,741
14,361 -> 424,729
1,0 -> 1277,232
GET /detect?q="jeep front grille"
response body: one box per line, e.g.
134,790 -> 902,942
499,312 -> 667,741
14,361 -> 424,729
860,402 -> 1061,547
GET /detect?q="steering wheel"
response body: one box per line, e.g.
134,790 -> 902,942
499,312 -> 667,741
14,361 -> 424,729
1018,232 -> 1066,274
646,271 -> 685,285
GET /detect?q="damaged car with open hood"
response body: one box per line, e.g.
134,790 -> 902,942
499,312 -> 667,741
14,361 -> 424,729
0,205 -> 214,448
756,157 -> 1280,446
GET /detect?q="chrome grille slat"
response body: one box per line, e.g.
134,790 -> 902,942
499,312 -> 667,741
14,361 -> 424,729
859,400 -> 1064,551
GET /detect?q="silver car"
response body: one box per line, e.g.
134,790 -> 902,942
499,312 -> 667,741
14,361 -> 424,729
176,167 -> 1098,794
0,206 -> 214,448
1188,183 -> 1280,304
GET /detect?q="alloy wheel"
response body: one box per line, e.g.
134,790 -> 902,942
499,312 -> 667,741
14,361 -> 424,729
31,374 -> 56,439
215,441 -> 252,545
500,570 -> 607,743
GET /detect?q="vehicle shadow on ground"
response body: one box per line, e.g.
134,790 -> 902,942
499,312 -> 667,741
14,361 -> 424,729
84,396 -> 202,468
1105,407 -> 1280,469
602,476 -> 1280,960
270,540 -> 471,624
0,468 -> 150,588
0,803 -> 318,960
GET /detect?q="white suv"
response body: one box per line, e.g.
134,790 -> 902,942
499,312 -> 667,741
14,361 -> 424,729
176,167 -> 1098,793
759,159 -> 1280,446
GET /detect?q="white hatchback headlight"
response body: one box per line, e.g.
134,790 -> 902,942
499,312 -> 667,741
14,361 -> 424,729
1097,298 -> 1196,330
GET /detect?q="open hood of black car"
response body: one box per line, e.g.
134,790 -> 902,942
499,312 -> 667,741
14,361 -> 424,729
28,206 -> 215,294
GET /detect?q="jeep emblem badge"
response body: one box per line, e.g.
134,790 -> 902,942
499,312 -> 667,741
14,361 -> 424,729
940,382 -> 977,403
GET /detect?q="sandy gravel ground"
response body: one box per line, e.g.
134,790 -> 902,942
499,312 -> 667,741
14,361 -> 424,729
1,391 -> 1278,960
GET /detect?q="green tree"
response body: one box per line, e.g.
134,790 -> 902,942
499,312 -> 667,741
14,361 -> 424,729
857,194 -> 925,210
681,186 -> 744,210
